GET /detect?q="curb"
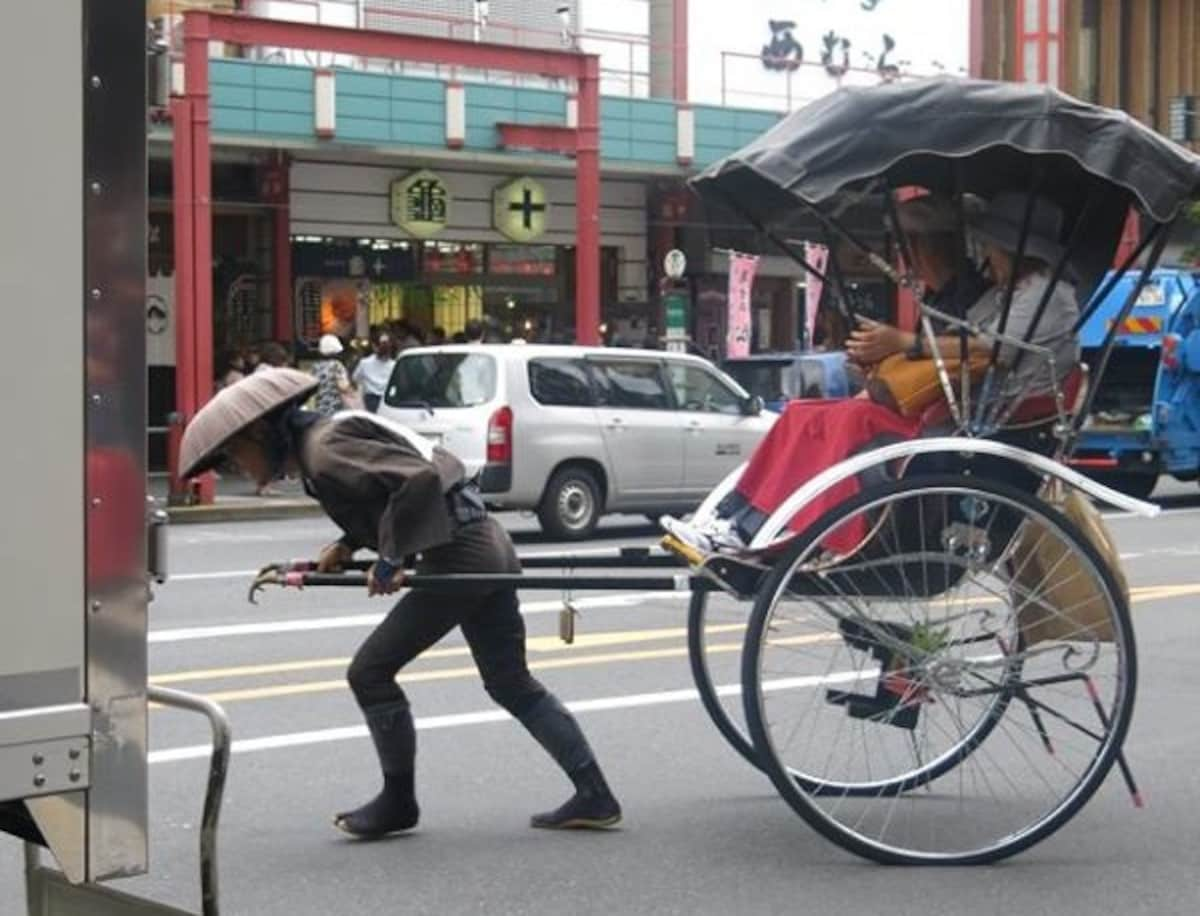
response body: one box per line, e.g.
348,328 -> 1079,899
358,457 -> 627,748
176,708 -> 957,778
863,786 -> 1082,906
164,500 -> 323,525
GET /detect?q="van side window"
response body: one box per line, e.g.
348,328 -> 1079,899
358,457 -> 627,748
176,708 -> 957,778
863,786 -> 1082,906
528,358 -> 594,407
590,359 -> 671,410
667,364 -> 742,414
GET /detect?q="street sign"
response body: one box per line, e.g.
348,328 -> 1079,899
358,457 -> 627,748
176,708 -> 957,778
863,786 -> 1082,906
663,248 -> 687,279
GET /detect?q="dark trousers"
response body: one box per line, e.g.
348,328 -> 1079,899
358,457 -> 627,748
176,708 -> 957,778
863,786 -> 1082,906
363,393 -> 382,413
347,587 -> 598,779
348,587 -> 545,720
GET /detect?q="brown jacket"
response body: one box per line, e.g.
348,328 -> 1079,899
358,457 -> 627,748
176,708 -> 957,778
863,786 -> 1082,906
298,413 -> 467,564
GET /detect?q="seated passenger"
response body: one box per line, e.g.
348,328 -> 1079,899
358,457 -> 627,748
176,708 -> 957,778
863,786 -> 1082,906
662,192 -> 1078,557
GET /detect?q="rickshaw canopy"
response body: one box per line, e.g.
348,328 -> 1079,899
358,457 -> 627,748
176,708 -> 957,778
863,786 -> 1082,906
693,77 -> 1200,224
692,77 -> 1200,305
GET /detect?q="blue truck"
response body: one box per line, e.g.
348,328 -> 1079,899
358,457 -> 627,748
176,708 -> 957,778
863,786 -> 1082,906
1071,268 -> 1200,499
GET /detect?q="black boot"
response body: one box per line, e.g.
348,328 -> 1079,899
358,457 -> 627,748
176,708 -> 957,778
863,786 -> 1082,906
519,695 -> 622,830
530,761 -> 622,830
334,701 -> 420,840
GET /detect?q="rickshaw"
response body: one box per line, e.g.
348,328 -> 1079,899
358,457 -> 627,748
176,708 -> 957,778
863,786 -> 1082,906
252,78 -> 1200,866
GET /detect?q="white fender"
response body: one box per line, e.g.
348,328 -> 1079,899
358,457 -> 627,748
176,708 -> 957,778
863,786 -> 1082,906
748,436 -> 1160,550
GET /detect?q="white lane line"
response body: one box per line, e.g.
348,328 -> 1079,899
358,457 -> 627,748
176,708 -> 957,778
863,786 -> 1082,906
166,544 -> 658,583
149,591 -> 689,643
148,670 -> 864,765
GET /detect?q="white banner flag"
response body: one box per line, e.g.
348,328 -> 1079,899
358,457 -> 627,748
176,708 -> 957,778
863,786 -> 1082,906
803,242 -> 829,349
726,252 -> 759,358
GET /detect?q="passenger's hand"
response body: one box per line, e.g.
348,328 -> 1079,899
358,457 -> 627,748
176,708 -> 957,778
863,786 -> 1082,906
317,541 -> 354,573
367,562 -> 407,597
846,319 -> 907,365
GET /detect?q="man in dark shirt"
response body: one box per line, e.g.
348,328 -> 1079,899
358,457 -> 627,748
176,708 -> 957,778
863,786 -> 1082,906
180,369 -> 621,838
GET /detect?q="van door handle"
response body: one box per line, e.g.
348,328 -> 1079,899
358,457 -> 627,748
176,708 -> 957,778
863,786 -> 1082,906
685,420 -> 702,434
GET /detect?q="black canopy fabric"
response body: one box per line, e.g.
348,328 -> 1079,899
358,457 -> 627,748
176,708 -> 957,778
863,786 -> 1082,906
692,78 -> 1200,225
691,77 -> 1200,305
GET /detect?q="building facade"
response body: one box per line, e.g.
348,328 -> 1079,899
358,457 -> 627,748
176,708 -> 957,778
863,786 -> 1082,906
973,0 -> 1200,147
148,1 -> 795,480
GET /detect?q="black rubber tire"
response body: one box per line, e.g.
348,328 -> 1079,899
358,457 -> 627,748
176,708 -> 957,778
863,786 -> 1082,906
537,466 -> 602,541
688,583 -> 1015,794
1088,470 -> 1158,501
686,590 -> 763,770
741,473 -> 1137,865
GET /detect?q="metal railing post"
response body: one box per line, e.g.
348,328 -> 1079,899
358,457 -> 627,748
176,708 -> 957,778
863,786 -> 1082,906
146,686 -> 232,916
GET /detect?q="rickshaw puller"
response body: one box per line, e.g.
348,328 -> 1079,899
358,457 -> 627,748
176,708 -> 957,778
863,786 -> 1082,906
179,370 -> 622,838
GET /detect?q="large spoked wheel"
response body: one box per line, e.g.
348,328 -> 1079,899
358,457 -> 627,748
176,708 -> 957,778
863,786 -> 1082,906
742,473 -> 1136,865
688,558 -> 1015,793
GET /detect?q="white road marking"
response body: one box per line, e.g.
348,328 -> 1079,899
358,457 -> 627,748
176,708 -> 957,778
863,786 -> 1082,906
148,671 -> 865,765
149,591 -> 689,643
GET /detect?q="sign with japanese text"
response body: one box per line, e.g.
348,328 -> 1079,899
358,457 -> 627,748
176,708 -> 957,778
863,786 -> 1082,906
726,252 -> 759,358
493,176 -> 549,243
390,169 -> 450,238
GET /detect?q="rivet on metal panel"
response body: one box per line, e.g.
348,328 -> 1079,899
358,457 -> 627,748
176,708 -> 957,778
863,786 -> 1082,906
90,287 -> 102,300
68,748 -> 81,760
32,753 -> 44,766
91,497 -> 103,508
90,180 -> 102,195
69,770 -> 82,783
90,75 -> 102,89
90,600 -> 102,614
91,393 -> 102,405
33,774 -> 46,788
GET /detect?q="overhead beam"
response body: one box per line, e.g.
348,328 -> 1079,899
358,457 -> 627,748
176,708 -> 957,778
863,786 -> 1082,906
203,13 -> 591,80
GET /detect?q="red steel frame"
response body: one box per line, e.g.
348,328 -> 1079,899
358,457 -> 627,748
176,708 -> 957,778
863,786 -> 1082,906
173,11 -> 602,499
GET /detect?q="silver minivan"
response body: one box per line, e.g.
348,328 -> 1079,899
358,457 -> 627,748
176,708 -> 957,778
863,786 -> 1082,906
379,344 -> 777,539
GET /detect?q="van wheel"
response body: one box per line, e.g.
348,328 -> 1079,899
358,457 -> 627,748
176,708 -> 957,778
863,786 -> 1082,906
538,467 -> 601,540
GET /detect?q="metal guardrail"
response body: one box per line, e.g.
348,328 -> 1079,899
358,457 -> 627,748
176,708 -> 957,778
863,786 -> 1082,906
26,689 -> 232,916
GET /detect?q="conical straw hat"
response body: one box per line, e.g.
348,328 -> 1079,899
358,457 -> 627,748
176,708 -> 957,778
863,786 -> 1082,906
179,368 -> 317,479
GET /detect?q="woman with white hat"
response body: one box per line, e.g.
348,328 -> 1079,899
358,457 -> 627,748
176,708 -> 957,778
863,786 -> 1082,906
178,370 -> 622,839
311,333 -> 356,417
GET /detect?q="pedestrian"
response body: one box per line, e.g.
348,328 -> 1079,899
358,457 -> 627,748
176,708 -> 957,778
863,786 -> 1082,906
255,340 -> 290,373
178,369 -> 623,838
216,349 -> 246,389
352,332 -> 396,413
464,319 -> 485,343
429,326 -> 447,346
310,334 -> 356,417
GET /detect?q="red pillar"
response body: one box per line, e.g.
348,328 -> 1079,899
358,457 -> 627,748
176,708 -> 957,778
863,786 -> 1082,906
170,96 -> 196,502
968,0 -> 985,78
673,0 -> 688,101
185,11 -> 215,503
271,154 -> 293,342
575,57 -> 602,345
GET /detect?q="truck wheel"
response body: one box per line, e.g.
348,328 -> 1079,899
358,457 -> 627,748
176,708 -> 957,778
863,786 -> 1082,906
1090,471 -> 1158,501
538,467 -> 601,540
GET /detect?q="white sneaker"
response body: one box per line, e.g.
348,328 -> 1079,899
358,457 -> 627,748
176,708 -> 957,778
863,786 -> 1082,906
660,515 -> 746,555
707,517 -> 747,552
659,515 -> 713,554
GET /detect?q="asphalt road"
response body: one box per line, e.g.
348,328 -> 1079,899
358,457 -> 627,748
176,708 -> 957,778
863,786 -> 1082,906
3,487 -> 1200,916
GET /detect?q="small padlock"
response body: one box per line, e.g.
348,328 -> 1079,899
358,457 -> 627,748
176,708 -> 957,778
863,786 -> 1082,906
558,600 -> 579,645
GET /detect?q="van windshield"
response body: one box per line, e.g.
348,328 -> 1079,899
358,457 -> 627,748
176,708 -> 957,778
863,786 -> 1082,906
385,352 -> 497,408
723,360 -> 790,403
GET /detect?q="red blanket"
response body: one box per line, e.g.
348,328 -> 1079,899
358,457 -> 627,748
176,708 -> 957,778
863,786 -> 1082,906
736,399 -> 922,552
